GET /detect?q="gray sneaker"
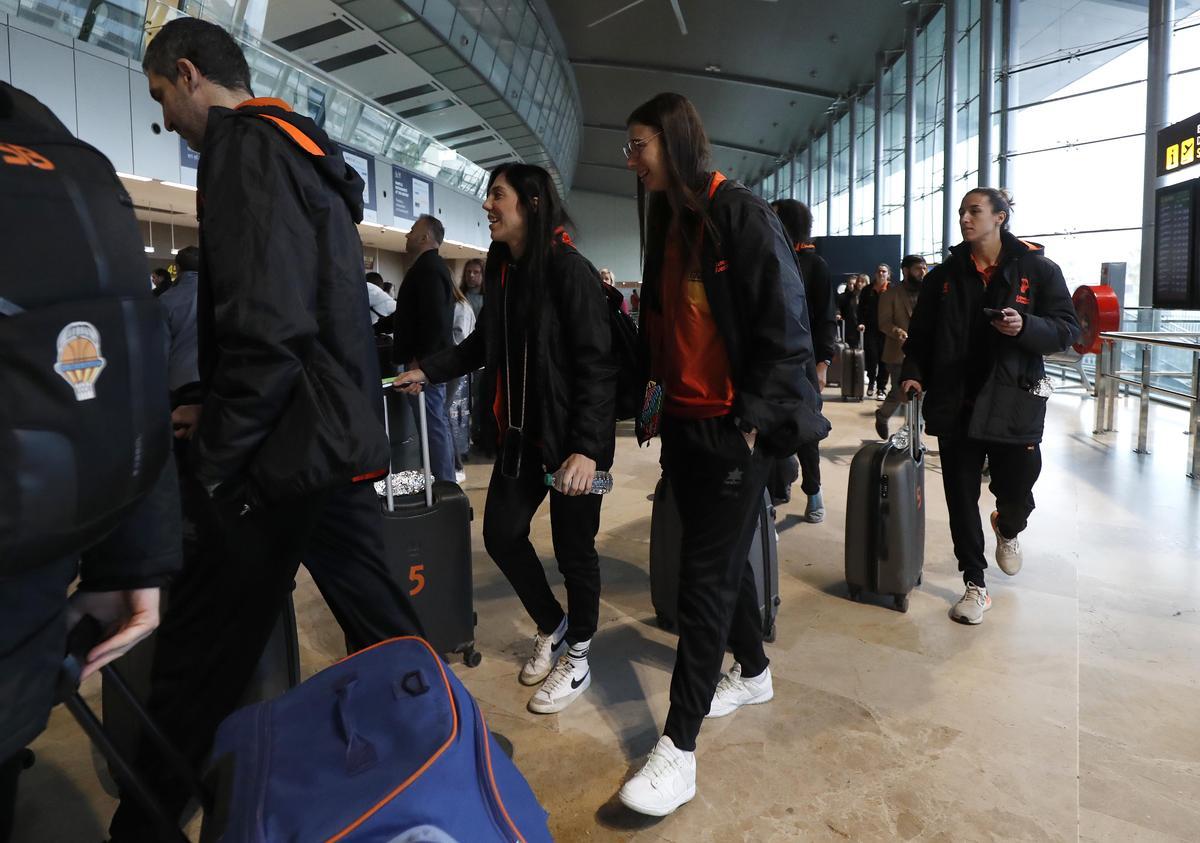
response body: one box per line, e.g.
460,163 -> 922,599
804,492 -> 825,523
951,583 -> 991,624
991,511 -> 1023,575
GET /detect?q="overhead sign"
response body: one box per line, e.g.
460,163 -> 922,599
179,136 -> 200,170
392,165 -> 434,223
336,143 -> 377,224
1157,110 -> 1200,177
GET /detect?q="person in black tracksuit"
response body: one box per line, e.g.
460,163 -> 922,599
397,163 -> 617,716
616,93 -> 828,818
771,200 -> 837,522
860,264 -> 891,396
838,274 -> 865,347
109,20 -> 422,839
901,188 -> 1079,626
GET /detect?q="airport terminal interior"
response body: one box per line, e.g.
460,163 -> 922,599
4,0 -> 1200,840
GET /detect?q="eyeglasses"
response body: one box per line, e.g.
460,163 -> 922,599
622,132 -> 662,160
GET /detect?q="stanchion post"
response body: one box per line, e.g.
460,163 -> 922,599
1190,351 -> 1200,478
1093,339 -> 1108,434
1105,340 -> 1117,432
1136,343 -> 1151,454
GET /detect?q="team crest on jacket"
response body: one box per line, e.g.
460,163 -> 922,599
54,321 -> 106,401
714,260 -> 729,273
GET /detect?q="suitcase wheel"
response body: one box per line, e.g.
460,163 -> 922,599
462,646 -> 482,668
916,574 -> 923,587
847,586 -> 862,603
763,624 -> 777,644
655,612 -> 676,632
893,594 -> 909,613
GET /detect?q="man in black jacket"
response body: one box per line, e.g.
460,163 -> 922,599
108,19 -> 422,839
394,214 -> 457,481
771,199 -> 837,522
902,188 -> 1079,625
860,264 -> 891,398
0,81 -> 182,843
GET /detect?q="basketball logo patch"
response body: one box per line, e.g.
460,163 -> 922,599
54,321 -> 107,401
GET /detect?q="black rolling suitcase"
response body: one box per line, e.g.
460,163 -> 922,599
841,325 -> 866,402
844,393 -> 925,612
649,476 -> 780,642
58,617 -> 212,843
826,322 -> 847,388
99,592 -> 301,795
380,386 -> 480,667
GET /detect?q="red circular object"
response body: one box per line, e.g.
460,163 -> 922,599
1072,285 -> 1121,355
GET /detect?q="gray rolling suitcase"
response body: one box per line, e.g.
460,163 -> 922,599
650,476 -> 780,642
826,321 -> 847,388
844,393 -> 925,612
841,325 -> 866,402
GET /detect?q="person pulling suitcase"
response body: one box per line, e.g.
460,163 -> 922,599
395,163 -> 618,716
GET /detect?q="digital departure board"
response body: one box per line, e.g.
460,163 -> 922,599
1153,181 -> 1197,309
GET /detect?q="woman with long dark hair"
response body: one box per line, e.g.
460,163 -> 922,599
617,92 -> 828,816
395,164 -> 617,713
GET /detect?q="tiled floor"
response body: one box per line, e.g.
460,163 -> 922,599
12,387 -> 1200,841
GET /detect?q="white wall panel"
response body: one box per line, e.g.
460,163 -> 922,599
129,68 -> 181,181
8,27 -> 76,133
567,189 -> 641,284
433,183 -> 488,250
74,50 -> 133,172
0,22 -> 11,84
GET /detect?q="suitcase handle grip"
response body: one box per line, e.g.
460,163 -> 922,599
382,380 -> 435,511
904,391 -> 922,460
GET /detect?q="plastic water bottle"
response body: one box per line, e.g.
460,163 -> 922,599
544,470 -> 614,495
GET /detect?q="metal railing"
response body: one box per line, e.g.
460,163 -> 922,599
1093,330 -> 1200,477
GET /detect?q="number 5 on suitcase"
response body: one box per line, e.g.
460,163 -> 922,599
409,564 -> 426,596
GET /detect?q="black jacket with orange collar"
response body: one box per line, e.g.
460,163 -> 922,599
639,176 -> 829,456
192,99 -> 387,502
901,231 -> 1080,443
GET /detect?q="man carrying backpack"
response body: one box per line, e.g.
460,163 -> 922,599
0,81 -> 182,842
107,18 -> 423,839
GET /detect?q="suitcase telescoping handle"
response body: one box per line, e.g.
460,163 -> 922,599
904,389 -> 922,461
381,379 -> 435,512
836,320 -> 845,344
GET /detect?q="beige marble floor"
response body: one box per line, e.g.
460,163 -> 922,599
12,387 -> 1200,842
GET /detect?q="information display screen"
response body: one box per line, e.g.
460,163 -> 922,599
1153,182 -> 1196,309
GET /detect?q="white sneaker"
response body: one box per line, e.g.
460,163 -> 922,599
518,617 -> 567,686
951,583 -> 992,625
706,663 -> 774,718
454,469 -> 467,484
618,735 -> 696,817
528,642 -> 591,714
991,511 -> 1023,575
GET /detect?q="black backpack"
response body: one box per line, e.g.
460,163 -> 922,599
0,83 -> 170,572
600,283 -> 642,421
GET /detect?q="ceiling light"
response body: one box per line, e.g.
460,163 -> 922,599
160,181 -> 197,191
117,171 -> 152,182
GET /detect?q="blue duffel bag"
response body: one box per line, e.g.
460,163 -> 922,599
202,637 -> 552,843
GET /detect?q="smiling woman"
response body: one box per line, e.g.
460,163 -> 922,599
394,162 -> 620,719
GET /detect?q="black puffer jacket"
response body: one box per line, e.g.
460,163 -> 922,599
902,231 -> 1080,443
193,99 -> 387,502
421,235 -> 618,471
640,176 -> 829,455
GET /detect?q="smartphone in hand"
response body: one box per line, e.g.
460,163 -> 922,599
983,307 -> 1006,320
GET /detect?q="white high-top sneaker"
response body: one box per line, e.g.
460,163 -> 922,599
518,616 -> 567,686
528,641 -> 591,714
618,735 -> 696,817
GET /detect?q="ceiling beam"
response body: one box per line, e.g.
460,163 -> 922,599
576,160 -> 633,172
571,59 -> 838,101
584,123 -> 780,159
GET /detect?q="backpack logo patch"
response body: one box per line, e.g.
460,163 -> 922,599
54,322 -> 107,401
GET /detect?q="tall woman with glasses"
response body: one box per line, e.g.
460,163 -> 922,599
616,92 -> 828,817
395,164 -> 618,715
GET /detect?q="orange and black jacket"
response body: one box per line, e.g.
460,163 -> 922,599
902,230 -> 1080,443
638,177 -> 829,456
794,244 -> 838,364
192,100 -> 384,495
